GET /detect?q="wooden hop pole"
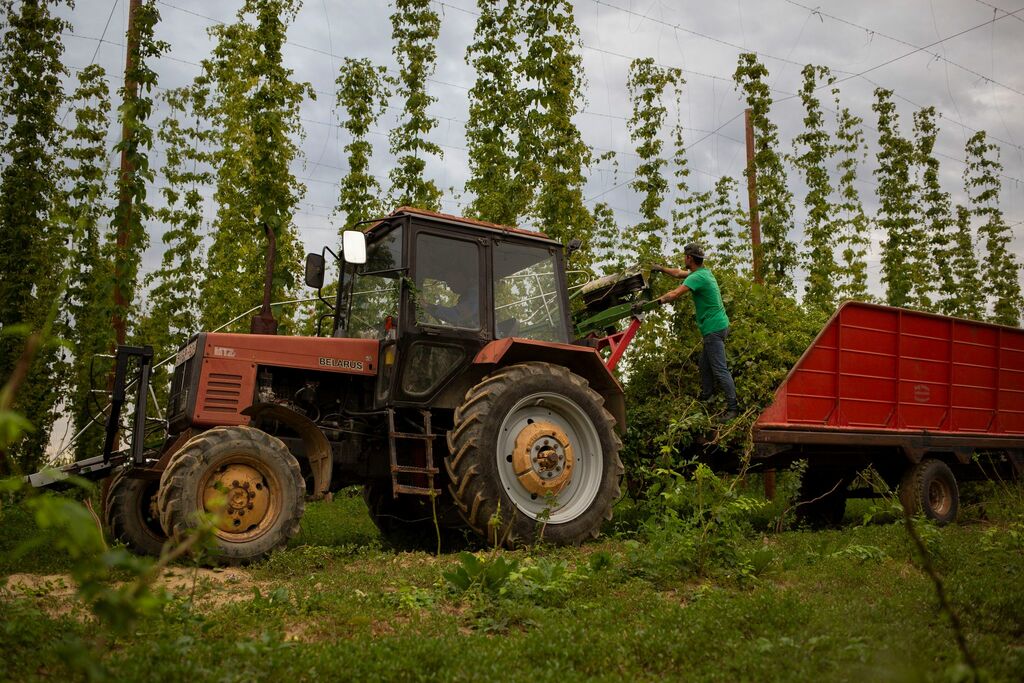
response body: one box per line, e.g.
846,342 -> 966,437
744,107 -> 776,500
112,0 -> 142,347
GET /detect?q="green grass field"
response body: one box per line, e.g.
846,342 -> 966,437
1,479 -> 1022,682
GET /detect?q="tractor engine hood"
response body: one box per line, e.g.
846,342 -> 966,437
191,332 -> 380,375
169,332 -> 379,431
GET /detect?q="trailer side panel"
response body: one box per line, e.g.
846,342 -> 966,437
756,302 -> 1024,437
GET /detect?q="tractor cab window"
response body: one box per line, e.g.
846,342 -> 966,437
493,242 -> 568,343
413,234 -> 481,330
346,227 -> 403,339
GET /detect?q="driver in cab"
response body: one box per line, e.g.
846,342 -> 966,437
420,267 -> 479,328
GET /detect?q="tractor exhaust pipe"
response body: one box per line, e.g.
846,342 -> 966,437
251,222 -> 279,335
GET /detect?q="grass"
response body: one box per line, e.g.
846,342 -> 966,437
1,481 -> 1022,682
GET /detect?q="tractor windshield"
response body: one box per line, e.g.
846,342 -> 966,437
345,227 -> 403,339
493,242 -> 567,343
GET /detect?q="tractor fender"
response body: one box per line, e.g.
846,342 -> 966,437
473,338 -> 626,433
242,403 -> 332,498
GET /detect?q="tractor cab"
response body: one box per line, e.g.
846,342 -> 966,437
333,207 -> 574,410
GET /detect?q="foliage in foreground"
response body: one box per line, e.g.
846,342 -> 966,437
2,481 -> 1022,681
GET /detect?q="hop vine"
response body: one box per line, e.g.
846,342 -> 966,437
335,57 -> 390,230
626,58 -> 682,265
964,130 -> 1022,325
733,53 -> 796,292
792,65 -> 838,312
388,0 -> 443,211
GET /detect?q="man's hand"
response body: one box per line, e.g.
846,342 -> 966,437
631,299 -> 659,314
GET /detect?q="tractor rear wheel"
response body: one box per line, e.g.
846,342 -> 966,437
105,468 -> 166,556
899,459 -> 959,524
446,362 -> 623,547
157,426 -> 305,564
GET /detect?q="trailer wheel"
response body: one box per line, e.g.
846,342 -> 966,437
363,484 -> 471,551
795,469 -> 849,528
105,469 -> 167,556
899,459 -> 959,524
446,362 -> 623,547
158,426 -> 305,564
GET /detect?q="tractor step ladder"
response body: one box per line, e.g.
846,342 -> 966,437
387,408 -> 440,498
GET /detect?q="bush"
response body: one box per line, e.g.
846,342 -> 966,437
623,269 -> 826,471
626,464 -> 772,583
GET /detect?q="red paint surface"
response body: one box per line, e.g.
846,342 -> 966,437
474,337 -> 596,365
380,206 -> 553,240
191,334 -> 379,427
602,317 -> 643,371
473,337 -> 622,394
756,302 -> 1024,435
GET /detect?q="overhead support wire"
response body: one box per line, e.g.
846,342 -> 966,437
585,0 -> 1024,155
783,0 -> 1024,99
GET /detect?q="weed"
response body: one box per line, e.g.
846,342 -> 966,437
507,556 -> 593,607
257,544 -> 362,576
629,463 -> 769,582
980,517 -> 1024,552
741,545 -> 777,577
831,544 -> 889,563
442,551 -> 518,597
395,584 -> 436,611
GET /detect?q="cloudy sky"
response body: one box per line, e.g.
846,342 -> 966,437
54,0 -> 1024,291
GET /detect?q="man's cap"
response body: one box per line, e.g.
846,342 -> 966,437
683,243 -> 705,259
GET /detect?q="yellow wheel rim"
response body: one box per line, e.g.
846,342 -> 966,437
511,421 -> 575,496
200,456 -> 282,543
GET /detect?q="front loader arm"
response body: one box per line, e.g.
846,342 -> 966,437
571,266 -> 666,370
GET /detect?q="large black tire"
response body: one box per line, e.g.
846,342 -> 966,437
795,469 -> 849,528
446,362 -> 623,547
157,426 -> 305,564
105,468 -> 167,556
363,483 -> 472,552
899,459 -> 959,524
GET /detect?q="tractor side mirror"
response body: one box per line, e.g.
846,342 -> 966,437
342,230 -> 367,265
566,238 -> 583,259
304,253 -> 326,289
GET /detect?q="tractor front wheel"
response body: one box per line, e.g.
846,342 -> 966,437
157,426 -> 305,564
105,468 -> 167,556
446,362 -> 623,547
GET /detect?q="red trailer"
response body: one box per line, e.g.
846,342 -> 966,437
752,301 -> 1024,524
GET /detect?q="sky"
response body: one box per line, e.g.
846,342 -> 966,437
52,0 -> 1024,295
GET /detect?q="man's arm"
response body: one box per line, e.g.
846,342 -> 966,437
657,283 -> 691,305
652,264 -> 691,279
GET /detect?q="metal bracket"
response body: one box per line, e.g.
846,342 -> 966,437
102,345 -> 155,468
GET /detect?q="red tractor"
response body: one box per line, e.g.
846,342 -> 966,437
36,208 -> 654,562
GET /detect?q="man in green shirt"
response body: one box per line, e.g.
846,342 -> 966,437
653,243 -> 739,420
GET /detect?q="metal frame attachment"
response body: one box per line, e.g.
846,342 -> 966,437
102,344 -> 155,468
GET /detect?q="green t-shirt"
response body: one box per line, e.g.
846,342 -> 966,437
683,267 -> 729,336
